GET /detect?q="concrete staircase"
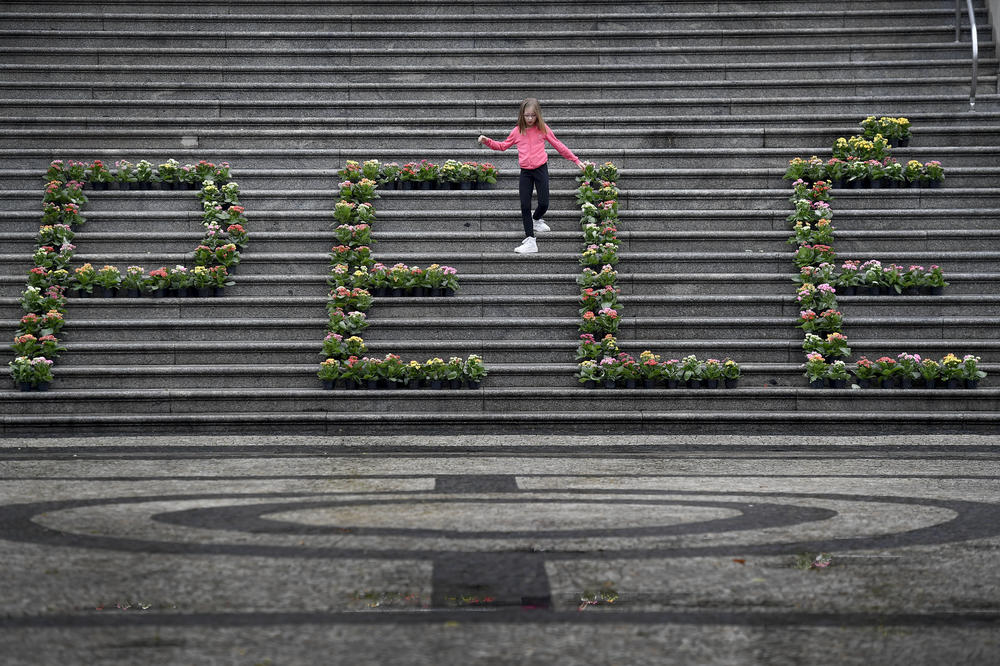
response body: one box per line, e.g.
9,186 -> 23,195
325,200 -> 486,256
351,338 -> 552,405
1,0 -> 999,434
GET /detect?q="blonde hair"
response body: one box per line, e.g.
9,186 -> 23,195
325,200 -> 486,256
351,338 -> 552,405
517,98 -> 547,134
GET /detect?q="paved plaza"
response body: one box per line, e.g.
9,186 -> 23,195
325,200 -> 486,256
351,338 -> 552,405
1,434 -> 998,664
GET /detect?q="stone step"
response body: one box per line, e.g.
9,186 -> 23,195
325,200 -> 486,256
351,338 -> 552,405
2,111 -> 999,132
0,7 -> 987,31
1,41 -> 988,66
16,315 -> 996,343
5,207 -> 1000,236
5,227 -> 998,254
6,272 -> 997,300
2,388 -> 998,423
4,77 -> 996,102
5,406 -> 998,436
5,59 -> 996,84
27,360 -> 1000,390
4,294 -> 997,322
1,94 -> 995,117
2,187 -> 991,213
4,125 -> 999,151
29,337 -> 1000,367
0,1 -> 980,16
2,146 -> 995,171
5,250 -> 989,275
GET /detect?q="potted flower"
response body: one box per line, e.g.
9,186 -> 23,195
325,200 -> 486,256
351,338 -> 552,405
874,356 -> 899,388
845,158 -> 868,188
416,160 -> 439,189
617,353 -> 640,389
895,353 -> 922,389
866,159 -> 886,188
445,356 -> 465,389
317,358 -> 341,389
191,265 -> 213,296
380,162 -> 400,189
919,358 -> 940,388
439,159 -> 461,188
476,163 -> 498,189
459,354 -> 486,389
722,359 -> 741,388
9,356 -> 34,391
824,158 -> 846,187
939,353 -> 964,388
925,265 -> 948,295
924,161 -> 944,187
638,350 -> 661,388
355,356 -> 381,389
660,359 -> 682,388
144,267 -> 170,297
378,353 -> 406,388
167,265 -> 192,297
88,160 -> 114,189
398,163 -> 418,190
339,356 -> 362,389
120,265 -> 144,297
853,357 -> 876,388
362,159 -> 381,181
115,160 -> 137,188
221,182 -> 241,206
883,158 -> 904,187
701,358 -> 723,388
803,352 -> 827,388
575,359 -> 602,389
599,357 -> 622,389
135,160 -> 155,188
825,360 -> 851,389
458,162 -> 477,189
904,160 -> 923,187
423,357 -> 448,389
93,265 -> 121,297
822,332 -> 851,360
680,354 -> 703,388
961,355 -> 986,388
70,262 -> 97,296
403,359 -> 423,388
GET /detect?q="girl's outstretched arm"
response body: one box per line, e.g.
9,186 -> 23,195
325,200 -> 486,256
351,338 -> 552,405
479,128 -> 518,151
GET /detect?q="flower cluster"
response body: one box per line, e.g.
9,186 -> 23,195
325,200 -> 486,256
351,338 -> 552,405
318,354 -> 487,389
576,351 -> 741,389
338,159 -> 498,190
809,353 -> 989,389
11,159 -> 248,391
318,160 -> 485,388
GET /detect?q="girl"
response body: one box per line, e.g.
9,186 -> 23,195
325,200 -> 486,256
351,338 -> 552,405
478,98 -> 585,253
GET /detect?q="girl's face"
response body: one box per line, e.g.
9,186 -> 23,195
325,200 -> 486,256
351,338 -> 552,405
523,107 -> 538,126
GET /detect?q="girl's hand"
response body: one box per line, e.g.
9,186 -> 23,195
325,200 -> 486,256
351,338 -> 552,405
577,162 -> 586,170
477,135 -> 488,144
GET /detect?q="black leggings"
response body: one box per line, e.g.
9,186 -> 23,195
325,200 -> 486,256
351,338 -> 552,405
519,163 -> 549,238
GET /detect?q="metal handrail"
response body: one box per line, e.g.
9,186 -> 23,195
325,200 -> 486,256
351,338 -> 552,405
955,0 -> 979,109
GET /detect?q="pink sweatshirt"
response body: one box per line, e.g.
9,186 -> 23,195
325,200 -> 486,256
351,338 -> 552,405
483,125 -> 581,170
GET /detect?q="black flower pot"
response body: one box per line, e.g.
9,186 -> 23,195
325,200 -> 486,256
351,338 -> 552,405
391,288 -> 403,297
97,286 -> 114,298
946,379 -> 962,389
704,378 -> 720,389
857,378 -> 871,389
468,380 -> 481,390
840,285 -> 856,296
366,379 -> 380,389
869,179 -> 882,190
881,377 -> 896,389
150,288 -> 166,298
929,286 -> 944,296
429,287 -> 442,297
908,180 -> 921,188
429,379 -> 443,389
443,288 -> 455,297
603,380 -> 616,389
923,378 -> 936,389
830,379 -> 847,389
213,287 -> 225,297
400,180 -> 414,190
72,288 -> 90,299
665,379 -> 678,389
459,181 -> 473,190
412,286 -> 425,297
688,379 -> 702,389
449,378 -> 462,389
898,137 -> 910,147
138,181 -> 153,190
643,379 -> 657,389
321,379 -> 335,390
900,377 -> 913,389
624,378 -> 636,389
966,379 -> 980,389
419,181 -> 433,190
90,182 -> 108,191
18,382 -> 32,392
724,378 -> 739,389
196,286 -> 213,297
125,288 -> 140,298
809,379 -> 824,389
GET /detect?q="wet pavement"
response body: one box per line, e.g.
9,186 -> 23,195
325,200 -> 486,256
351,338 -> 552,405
1,435 -> 999,664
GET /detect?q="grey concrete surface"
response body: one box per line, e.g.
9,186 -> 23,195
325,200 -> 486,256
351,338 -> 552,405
0,435 -> 998,664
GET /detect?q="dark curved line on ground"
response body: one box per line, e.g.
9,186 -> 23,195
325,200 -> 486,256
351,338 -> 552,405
0,490 -> 997,560
151,497 -> 835,539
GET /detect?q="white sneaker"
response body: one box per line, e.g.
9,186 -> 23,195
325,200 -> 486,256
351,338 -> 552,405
533,218 -> 550,233
514,236 -> 538,253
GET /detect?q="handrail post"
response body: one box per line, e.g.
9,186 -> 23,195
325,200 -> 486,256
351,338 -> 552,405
956,0 -> 979,110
